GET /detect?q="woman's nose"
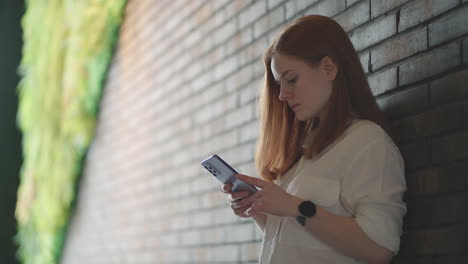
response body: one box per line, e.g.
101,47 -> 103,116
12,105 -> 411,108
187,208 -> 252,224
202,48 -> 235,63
279,87 -> 292,101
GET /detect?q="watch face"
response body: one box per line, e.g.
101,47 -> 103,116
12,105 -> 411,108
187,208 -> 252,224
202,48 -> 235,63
299,201 -> 316,217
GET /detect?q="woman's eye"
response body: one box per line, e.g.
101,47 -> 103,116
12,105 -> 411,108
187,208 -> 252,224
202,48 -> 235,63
286,77 -> 297,84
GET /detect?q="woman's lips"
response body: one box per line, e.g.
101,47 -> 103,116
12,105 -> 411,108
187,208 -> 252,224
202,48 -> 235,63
291,104 -> 300,111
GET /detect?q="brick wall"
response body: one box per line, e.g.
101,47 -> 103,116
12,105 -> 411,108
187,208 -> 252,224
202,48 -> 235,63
61,0 -> 468,263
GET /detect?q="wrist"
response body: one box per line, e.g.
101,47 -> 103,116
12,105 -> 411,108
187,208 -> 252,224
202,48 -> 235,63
287,195 -> 304,217
295,200 -> 317,226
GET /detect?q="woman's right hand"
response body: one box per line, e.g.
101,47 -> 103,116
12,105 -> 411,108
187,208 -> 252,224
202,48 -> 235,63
221,183 -> 254,218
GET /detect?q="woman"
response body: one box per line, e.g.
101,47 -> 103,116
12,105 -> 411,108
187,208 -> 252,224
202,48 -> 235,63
221,15 -> 407,264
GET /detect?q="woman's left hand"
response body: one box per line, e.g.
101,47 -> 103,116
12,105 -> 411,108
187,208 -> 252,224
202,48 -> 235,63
233,174 -> 304,217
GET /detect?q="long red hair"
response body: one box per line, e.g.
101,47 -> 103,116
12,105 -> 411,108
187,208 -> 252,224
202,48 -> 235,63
255,15 -> 392,182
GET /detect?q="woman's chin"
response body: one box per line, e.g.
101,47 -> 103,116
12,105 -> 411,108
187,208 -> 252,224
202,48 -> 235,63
295,115 -> 308,121
295,113 -> 312,121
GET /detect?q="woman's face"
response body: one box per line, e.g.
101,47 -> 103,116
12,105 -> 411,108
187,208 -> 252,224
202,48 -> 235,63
270,53 -> 336,122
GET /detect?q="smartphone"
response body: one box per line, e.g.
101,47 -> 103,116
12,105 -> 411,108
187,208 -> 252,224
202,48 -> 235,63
201,154 -> 258,193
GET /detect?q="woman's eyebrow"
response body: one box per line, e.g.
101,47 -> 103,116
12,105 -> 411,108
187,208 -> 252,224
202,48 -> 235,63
274,69 -> 293,82
280,70 -> 292,78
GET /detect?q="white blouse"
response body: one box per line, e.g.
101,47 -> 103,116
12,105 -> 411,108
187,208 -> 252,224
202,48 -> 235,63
258,119 -> 407,264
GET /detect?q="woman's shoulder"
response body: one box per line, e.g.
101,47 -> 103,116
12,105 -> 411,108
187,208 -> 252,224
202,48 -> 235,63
347,119 -> 397,149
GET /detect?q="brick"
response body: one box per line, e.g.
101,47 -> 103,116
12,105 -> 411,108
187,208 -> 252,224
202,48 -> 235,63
240,120 -> 260,143
225,26 -> 253,56
390,103 -> 463,143
163,248 -> 192,262
266,22 -> 284,44
208,244 -> 239,262
399,42 -> 459,86
214,0 -> 231,11
283,1 -> 294,21
367,67 -> 397,96
391,112 -> 431,143
225,65 -> 254,93
214,17 -> 237,46
253,5 -> 285,39
193,92 -> 237,125
346,0 -> 362,7
377,84 -> 429,119
240,242 -> 262,262
406,161 -> 468,196
214,54 -> 239,81
240,81 -> 261,104
200,190 -> 227,209
430,69 -> 468,106
220,143 -> 254,166
200,130 -> 238,155
400,255 -> 468,264
218,0 -> 251,28
291,0 -> 321,14
238,36 -> 269,67
429,4 -> 468,46
193,2 -> 214,24
190,173 -> 219,194
213,206 -> 239,225
406,193 -> 468,227
201,227 -> 225,244
335,0 -> 370,32
431,102 -> 465,135
254,221 -> 264,240
349,14 -> 396,51
464,38 -> 468,64
370,0 -> 408,19
399,0 -> 458,32
192,247 -> 209,263
402,226 -> 468,255
224,103 -> 254,130
303,0 -> 346,18
268,0 -> 286,9
239,1 -> 267,29
432,131 -> 468,164
399,139 -> 431,169
359,51 -> 370,73
371,27 -> 427,70
180,230 -> 202,246
465,102 -> 468,128
224,223 -> 255,242
254,60 -> 264,79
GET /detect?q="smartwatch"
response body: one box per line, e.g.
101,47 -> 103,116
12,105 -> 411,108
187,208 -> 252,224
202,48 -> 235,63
296,200 -> 316,226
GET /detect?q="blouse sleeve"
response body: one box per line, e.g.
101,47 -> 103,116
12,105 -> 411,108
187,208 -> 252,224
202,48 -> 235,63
340,137 -> 407,255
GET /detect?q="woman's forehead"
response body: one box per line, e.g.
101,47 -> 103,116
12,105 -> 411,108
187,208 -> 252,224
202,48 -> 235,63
271,54 -> 304,73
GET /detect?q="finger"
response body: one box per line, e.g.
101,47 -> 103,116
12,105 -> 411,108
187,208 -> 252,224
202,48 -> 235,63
228,191 -> 251,203
233,205 -> 251,218
221,184 -> 233,193
231,191 -> 262,208
229,191 -> 251,201
235,174 -> 267,188
231,197 -> 252,209
246,201 -> 265,215
231,201 -> 250,210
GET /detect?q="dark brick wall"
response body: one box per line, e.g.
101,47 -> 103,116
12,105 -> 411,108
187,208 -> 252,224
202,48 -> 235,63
61,0 -> 468,263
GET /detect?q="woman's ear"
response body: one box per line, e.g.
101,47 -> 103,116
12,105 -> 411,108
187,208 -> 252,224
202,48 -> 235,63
320,56 -> 338,81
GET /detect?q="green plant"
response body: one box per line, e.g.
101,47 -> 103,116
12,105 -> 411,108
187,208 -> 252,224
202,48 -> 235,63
15,1 -> 127,263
